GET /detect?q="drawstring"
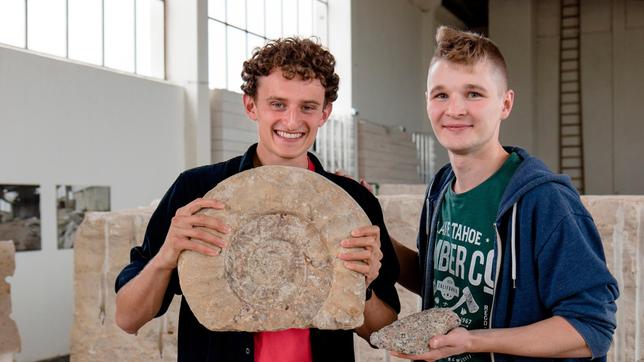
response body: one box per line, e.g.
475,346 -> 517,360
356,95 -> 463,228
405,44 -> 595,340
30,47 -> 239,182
511,203 -> 517,289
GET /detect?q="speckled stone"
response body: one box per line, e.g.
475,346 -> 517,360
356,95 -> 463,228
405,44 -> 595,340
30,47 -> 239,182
370,308 -> 460,355
0,241 -> 20,358
178,165 -> 371,332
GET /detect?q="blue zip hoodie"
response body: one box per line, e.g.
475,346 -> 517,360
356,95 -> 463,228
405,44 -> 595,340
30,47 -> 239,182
417,146 -> 619,361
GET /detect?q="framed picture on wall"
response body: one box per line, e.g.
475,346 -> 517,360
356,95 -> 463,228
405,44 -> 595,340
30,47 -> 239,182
0,184 -> 41,251
56,185 -> 111,249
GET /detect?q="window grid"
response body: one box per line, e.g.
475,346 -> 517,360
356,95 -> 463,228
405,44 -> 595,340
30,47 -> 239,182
0,0 -> 164,79
208,0 -> 329,91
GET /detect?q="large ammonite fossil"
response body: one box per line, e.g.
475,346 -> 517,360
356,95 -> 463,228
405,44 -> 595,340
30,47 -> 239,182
177,166 -> 371,331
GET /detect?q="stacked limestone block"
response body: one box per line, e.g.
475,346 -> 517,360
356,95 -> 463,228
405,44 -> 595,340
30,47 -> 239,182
582,196 -> 643,362
71,209 -> 180,362
0,241 -> 20,362
377,184 -> 427,196
69,193 -> 644,361
354,194 -> 425,362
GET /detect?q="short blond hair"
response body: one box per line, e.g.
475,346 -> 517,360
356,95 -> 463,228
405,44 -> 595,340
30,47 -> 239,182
430,26 -> 509,89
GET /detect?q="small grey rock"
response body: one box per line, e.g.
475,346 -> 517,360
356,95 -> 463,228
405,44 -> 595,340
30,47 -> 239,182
370,308 -> 460,355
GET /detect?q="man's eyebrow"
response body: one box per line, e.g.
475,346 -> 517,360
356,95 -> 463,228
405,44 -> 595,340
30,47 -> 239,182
428,85 -> 446,93
301,100 -> 322,106
266,96 -> 286,102
464,84 -> 487,92
266,96 -> 321,105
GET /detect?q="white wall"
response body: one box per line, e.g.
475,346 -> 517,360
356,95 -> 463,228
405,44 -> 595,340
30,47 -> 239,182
351,0 -> 426,134
0,45 -> 186,361
603,0 -> 644,194
489,0 -> 537,153
351,0 -> 462,169
530,0 -> 644,194
328,0 -> 353,115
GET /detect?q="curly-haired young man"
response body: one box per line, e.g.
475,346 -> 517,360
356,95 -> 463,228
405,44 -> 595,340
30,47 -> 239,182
391,27 -> 618,361
114,37 -> 400,361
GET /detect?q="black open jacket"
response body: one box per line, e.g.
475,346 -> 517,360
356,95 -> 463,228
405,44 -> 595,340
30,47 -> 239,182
115,144 -> 400,361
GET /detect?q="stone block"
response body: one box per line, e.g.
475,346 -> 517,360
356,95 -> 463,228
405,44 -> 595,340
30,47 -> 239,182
69,194 -> 643,361
0,241 -> 20,360
582,196 -> 643,362
71,209 -> 180,362
378,184 -> 426,196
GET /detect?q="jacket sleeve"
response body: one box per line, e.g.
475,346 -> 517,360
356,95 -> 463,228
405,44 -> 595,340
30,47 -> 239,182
536,211 -> 619,358
114,172 -> 191,317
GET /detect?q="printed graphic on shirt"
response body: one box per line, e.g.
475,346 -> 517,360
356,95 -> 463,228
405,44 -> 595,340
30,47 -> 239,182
433,221 -> 494,330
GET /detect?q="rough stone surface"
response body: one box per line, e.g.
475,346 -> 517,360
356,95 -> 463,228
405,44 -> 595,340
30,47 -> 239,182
378,184 -> 426,196
71,209 -> 180,362
0,241 -> 20,359
370,308 -> 460,355
68,190 -> 644,361
582,196 -> 643,362
178,166 -> 370,331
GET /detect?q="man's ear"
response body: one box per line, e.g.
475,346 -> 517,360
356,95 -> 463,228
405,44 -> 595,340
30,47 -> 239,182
319,102 -> 333,127
242,94 -> 258,121
500,89 -> 515,120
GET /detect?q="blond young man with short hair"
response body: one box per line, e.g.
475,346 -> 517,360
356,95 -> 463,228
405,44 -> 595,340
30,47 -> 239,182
392,27 -> 618,362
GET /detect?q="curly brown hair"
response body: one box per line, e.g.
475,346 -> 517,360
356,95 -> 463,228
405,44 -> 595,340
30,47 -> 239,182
241,37 -> 339,104
431,26 -> 509,89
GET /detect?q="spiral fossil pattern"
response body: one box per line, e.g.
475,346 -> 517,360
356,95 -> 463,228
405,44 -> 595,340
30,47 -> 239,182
177,166 -> 370,331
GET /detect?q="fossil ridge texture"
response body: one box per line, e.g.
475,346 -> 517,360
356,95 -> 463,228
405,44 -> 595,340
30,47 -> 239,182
177,165 -> 371,332
370,308 -> 460,355
0,241 -> 20,358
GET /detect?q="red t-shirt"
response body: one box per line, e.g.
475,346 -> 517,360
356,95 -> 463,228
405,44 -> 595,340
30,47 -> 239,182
253,157 -> 316,362
253,328 -> 313,362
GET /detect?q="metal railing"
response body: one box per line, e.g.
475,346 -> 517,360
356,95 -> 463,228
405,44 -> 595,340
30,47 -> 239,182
313,114 -> 357,178
412,132 -> 435,184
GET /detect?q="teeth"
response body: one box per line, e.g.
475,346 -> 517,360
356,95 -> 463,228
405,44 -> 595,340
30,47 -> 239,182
276,130 -> 304,139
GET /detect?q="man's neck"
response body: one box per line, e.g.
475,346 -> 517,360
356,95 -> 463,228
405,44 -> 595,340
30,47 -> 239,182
255,147 -> 309,169
449,144 -> 509,194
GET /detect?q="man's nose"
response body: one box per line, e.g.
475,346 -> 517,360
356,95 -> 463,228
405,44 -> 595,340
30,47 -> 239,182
446,96 -> 466,117
284,108 -> 299,128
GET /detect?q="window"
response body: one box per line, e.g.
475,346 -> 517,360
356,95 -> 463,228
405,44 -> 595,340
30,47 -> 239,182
208,0 -> 329,91
0,0 -> 165,79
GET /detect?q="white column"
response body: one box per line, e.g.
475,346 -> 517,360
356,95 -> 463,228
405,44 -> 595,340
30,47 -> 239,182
328,0 -> 352,116
165,0 -> 211,167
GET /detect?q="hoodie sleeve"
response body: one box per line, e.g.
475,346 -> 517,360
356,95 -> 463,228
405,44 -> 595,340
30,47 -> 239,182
536,211 -> 619,358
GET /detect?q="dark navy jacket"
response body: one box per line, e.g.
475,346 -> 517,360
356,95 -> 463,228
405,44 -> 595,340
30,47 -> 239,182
418,146 -> 619,361
115,144 -> 400,361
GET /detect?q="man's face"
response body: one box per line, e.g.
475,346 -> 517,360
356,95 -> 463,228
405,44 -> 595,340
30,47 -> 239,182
426,59 -> 514,157
243,68 -> 332,167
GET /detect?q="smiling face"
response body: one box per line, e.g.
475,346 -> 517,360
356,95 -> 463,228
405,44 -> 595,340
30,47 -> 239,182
243,68 -> 332,168
426,59 -> 514,158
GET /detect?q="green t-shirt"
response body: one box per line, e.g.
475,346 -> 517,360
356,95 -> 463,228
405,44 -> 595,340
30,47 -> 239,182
432,152 -> 522,362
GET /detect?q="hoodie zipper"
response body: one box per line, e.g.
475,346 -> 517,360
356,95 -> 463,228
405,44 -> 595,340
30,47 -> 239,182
489,222 -> 503,362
